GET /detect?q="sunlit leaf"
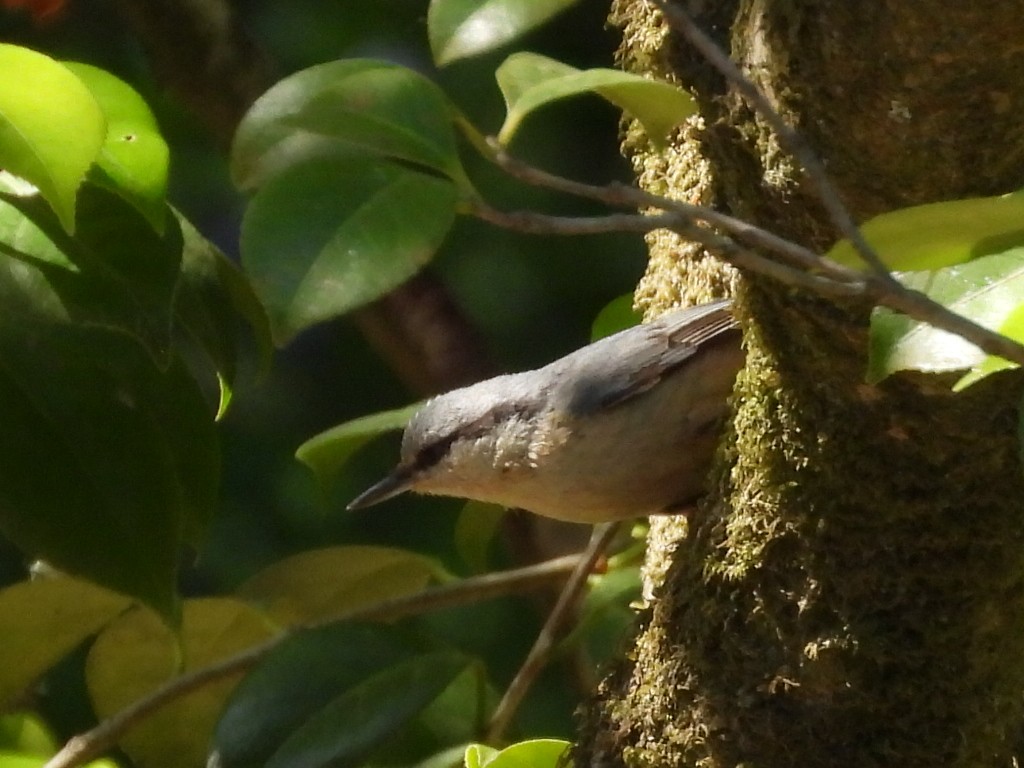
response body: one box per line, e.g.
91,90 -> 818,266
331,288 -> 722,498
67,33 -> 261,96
428,0 -> 581,66
236,546 -> 440,625
867,249 -> 1024,382
0,45 -> 105,232
296,403 -> 421,493
86,599 -> 276,768
590,293 -> 640,341
464,739 -> 570,768
827,189 -> 1024,271
241,156 -> 456,344
61,63 -> 169,233
232,59 -> 468,191
954,302 -> 1024,391
0,577 -> 129,705
496,52 -> 695,146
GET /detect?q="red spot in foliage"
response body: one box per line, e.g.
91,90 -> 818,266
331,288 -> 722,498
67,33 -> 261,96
2,0 -> 67,23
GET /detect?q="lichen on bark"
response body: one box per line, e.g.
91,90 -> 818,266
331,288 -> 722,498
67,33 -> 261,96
576,1 -> 1024,766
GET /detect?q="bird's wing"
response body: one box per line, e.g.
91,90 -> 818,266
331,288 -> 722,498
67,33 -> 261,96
555,300 -> 739,415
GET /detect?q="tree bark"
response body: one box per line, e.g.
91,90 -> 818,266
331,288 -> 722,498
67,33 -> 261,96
576,2 -> 1024,766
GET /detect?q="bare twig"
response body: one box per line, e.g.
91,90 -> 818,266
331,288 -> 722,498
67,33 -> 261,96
466,201 -> 863,298
486,142 -> 850,281
647,0 -> 894,280
486,522 -> 622,744
473,146 -> 1024,366
43,555 -> 585,768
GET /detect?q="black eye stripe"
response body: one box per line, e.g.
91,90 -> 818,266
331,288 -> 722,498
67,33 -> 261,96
414,435 -> 457,471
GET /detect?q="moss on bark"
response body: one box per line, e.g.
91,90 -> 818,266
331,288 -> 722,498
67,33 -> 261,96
577,1 -> 1024,766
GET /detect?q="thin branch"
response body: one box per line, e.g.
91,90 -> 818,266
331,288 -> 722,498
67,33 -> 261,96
43,555 -> 585,768
473,147 -> 1024,366
466,201 -> 864,298
486,523 -> 622,744
485,141 -> 850,281
647,0 -> 895,280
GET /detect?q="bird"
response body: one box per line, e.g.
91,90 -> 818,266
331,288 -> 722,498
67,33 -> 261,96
348,300 -> 743,523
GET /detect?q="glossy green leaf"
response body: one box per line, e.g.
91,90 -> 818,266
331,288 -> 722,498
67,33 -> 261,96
464,743 -> 499,768
0,185 -> 182,360
0,323 -> 217,621
827,189 -> 1024,271
174,212 -> 273,419
0,180 -> 218,621
867,249 -> 1024,383
590,293 -> 641,341
61,63 -> 169,233
0,713 -> 57,756
265,651 -> 470,768
0,45 -> 105,233
86,599 -> 276,768
241,156 -> 456,343
465,739 -> 570,768
213,623 -> 438,768
232,59 -> 468,191
496,52 -> 695,146
0,578 -> 130,705
236,546 -> 440,625
296,402 -> 421,492
953,302 -> 1024,391
417,744 -> 475,768
428,0 -> 581,66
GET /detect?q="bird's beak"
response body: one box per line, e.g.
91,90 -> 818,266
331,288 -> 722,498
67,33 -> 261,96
347,466 -> 417,510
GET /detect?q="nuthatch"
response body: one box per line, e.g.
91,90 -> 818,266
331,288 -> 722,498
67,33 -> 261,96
348,300 -> 743,523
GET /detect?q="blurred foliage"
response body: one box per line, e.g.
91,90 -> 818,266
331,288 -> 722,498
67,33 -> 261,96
0,0 -> 645,753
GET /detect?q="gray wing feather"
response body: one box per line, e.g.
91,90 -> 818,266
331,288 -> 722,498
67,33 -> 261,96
552,300 -> 738,415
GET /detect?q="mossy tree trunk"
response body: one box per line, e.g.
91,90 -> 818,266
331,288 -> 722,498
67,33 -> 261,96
576,2 -> 1024,766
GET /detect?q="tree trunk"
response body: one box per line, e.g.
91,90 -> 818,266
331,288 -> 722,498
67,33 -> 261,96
576,2 -> 1024,766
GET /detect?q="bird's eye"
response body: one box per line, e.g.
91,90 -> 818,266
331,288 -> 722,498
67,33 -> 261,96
415,437 -> 454,471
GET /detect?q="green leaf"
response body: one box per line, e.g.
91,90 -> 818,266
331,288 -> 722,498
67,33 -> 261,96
0,185 -> 182,360
0,326 -> 216,622
60,63 -> 170,233
213,623 -> 442,768
0,577 -> 130,705
464,739 -> 570,768
495,52 -> 695,146
86,599 -> 276,768
232,59 -> 468,191
174,212 -> 273,418
953,302 -> 1024,391
454,502 -> 505,573
867,249 -> 1024,383
428,0 -> 581,66
0,178 -> 218,621
464,743 -> 499,768
296,403 -> 421,492
264,651 -> 470,768
827,189 -> 1024,271
0,45 -> 106,233
590,293 -> 641,341
0,713 -> 57,756
241,156 -> 457,344
417,744 -> 476,768
236,546 -> 440,625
